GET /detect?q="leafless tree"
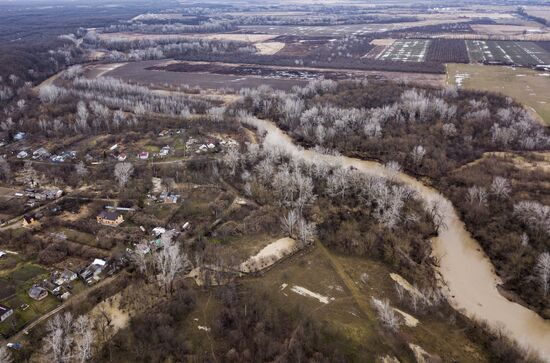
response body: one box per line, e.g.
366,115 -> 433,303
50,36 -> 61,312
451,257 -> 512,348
427,199 -> 447,233
130,248 -> 149,277
384,161 -> 402,182
39,85 -> 64,103
207,106 -> 226,122
535,252 -> 550,296
42,312 -> 74,363
0,157 -> 11,181
297,218 -> 316,246
395,283 -> 405,301
371,297 -> 401,332
223,147 -> 241,175
75,161 -> 88,178
155,232 -> 188,294
520,233 -> 529,247
75,101 -> 89,133
410,145 -> 426,167
73,315 -> 95,363
281,209 -> 299,238
514,201 -> 550,237
442,123 -> 457,137
0,347 -> 13,363
114,162 -> 134,188
467,186 -> 488,207
490,176 -> 511,199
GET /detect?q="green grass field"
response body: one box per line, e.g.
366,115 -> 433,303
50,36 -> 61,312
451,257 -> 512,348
447,63 -> 550,125
0,263 -> 61,337
239,244 -> 490,362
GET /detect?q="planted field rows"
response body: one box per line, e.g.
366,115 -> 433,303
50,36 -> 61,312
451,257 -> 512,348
377,39 -> 430,62
467,40 -> 550,66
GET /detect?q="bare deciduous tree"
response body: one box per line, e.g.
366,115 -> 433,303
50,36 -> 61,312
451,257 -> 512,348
0,347 -> 13,363
223,147 -> 241,175
535,252 -> 550,296
297,218 -> 316,246
75,161 -> 88,178
490,176 -> 511,199
371,297 -> 401,332
410,145 -> 426,167
155,232 -> 188,294
42,312 -> 74,363
467,186 -> 488,207
0,156 -> 11,181
281,209 -> 299,238
114,162 -> 134,188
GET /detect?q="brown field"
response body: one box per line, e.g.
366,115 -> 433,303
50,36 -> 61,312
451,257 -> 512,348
471,24 -> 548,36
525,6 -> 550,22
89,59 -> 445,91
103,60 -> 308,91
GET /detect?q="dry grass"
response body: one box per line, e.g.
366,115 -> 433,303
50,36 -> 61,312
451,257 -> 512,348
447,64 -> 550,125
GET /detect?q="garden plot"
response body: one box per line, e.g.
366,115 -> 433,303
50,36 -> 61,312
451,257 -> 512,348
467,40 -> 550,66
377,39 -> 430,62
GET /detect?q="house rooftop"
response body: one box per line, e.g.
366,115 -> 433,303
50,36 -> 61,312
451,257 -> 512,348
98,211 -> 121,221
0,304 -> 12,314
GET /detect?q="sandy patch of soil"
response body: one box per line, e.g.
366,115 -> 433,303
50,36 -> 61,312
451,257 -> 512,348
240,237 -> 297,273
255,42 -> 286,55
89,294 -> 129,335
390,273 -> 423,299
290,285 -> 333,304
393,308 -> 420,327
370,38 -> 395,46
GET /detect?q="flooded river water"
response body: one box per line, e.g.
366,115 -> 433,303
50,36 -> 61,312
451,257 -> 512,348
247,117 -> 550,361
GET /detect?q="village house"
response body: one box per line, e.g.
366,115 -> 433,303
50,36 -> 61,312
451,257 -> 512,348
28,285 -> 48,301
159,191 -> 179,204
97,211 -> 124,227
22,214 -> 39,228
53,269 -> 77,286
135,243 -> 151,255
79,259 -> 107,285
17,150 -> 28,159
138,151 -> 149,160
152,227 -> 166,237
159,145 -> 171,157
0,304 -> 13,322
32,147 -> 51,160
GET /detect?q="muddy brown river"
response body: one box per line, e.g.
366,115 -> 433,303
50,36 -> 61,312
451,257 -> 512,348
247,117 -> 550,361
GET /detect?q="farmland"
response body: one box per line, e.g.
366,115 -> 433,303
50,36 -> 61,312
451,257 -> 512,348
239,19 -> 473,37
447,63 -> 550,124
377,39 -> 430,62
467,40 -> 550,66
